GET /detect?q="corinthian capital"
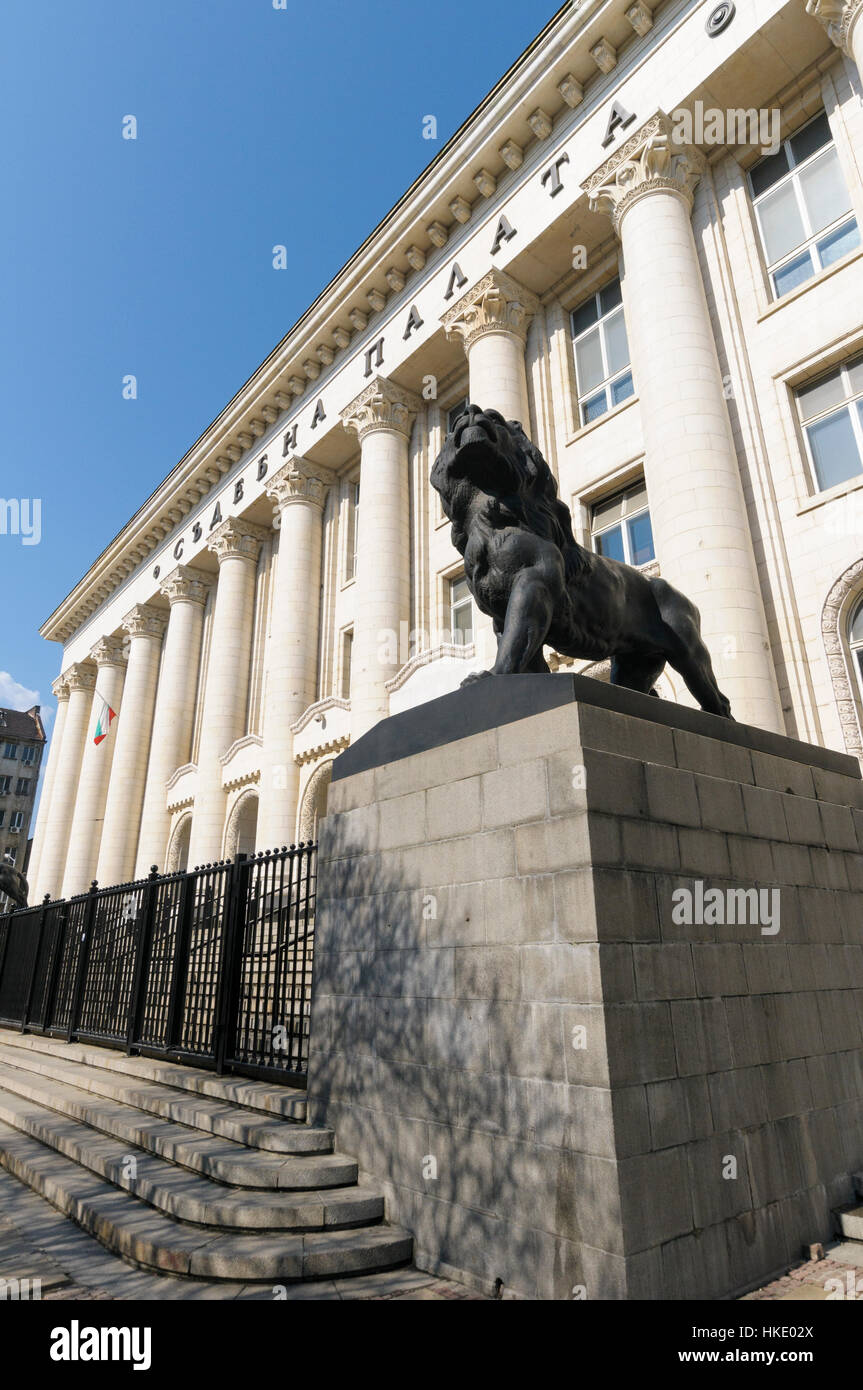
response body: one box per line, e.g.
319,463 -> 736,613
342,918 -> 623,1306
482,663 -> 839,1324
582,111 -> 705,237
806,0 -> 863,53
160,564 -> 212,607
89,635 -> 127,667
340,377 -> 421,443
62,661 -> 97,694
441,268 -> 539,354
122,603 -> 169,642
207,517 -> 270,565
266,456 -> 335,512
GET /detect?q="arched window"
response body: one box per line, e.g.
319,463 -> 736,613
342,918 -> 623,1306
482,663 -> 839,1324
850,597 -> 863,696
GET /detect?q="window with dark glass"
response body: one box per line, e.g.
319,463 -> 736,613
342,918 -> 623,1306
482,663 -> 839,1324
796,356 -> 863,492
570,277 -> 634,427
449,576 -> 475,645
850,598 -> 863,697
749,111 -> 860,299
590,482 -> 655,566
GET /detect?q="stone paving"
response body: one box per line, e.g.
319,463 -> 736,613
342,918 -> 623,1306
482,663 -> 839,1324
0,1167 -> 487,1301
4,1161 -> 862,1301
740,1241 -> 863,1301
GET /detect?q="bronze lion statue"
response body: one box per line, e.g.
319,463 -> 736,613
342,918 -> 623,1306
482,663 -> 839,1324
0,856 -> 29,911
430,405 -> 732,718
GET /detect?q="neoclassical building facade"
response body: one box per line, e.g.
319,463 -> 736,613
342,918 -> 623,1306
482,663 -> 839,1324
29,0 -> 863,899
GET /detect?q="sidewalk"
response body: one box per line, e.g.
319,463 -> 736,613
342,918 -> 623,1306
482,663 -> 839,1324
741,1241 -> 863,1301
3,1162 -> 860,1301
0,1167 -> 487,1301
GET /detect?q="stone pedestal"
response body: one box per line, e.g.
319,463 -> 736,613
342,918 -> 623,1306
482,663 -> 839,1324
308,676 -> 863,1300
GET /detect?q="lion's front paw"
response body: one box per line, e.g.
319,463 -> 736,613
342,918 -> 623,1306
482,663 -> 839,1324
460,669 -> 493,687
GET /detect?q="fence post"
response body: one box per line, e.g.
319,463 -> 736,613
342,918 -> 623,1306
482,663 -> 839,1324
126,867 -> 160,1054
165,869 -> 195,1051
0,912 -> 11,1007
67,881 -> 99,1043
20,895 -> 51,1034
42,903 -> 67,1035
213,853 -> 247,1075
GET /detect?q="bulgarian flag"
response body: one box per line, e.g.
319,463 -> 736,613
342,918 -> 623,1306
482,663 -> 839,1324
93,697 -> 117,745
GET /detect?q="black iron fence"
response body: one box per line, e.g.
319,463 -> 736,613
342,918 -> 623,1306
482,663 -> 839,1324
0,844 -> 316,1086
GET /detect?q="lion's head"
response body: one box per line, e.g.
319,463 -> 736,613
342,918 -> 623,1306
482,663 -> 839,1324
430,404 -> 588,573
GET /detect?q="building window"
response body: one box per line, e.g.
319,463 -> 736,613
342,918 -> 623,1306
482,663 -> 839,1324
340,629 -> 353,699
850,598 -> 863,703
749,111 -> 860,300
15,778 -> 30,796
449,575 -> 475,645
796,356 -> 863,492
0,812 -> 4,828
0,777 -> 9,796
9,812 -> 23,832
344,482 -> 359,581
5,847 -> 15,865
571,277 -> 634,427
591,482 -> 655,566
3,743 -> 17,759
21,746 -> 36,765
447,398 -> 470,434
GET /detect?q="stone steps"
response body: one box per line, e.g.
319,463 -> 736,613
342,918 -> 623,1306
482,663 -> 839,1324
0,1041 -> 329,1152
0,1028 -> 413,1282
0,1029 -> 308,1121
0,1122 -> 412,1281
0,1086 -> 382,1230
0,1057 -> 355,1189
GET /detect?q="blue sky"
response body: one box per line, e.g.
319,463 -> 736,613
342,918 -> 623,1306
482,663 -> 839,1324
0,0 -> 552,738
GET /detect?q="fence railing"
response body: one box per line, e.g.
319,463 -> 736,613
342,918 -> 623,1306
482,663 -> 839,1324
0,844 -> 316,1086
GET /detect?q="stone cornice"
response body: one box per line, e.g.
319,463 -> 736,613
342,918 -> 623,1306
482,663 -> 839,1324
219,733 -> 263,767
165,762 -> 197,793
266,456 -> 336,512
122,604 -> 169,642
89,635 -> 127,668
295,735 -> 350,767
340,377 -> 421,443
207,517 -> 270,565
224,767 -> 261,793
160,565 -> 212,607
290,695 -> 351,734
62,662 -> 97,694
442,268 -> 540,352
806,0 -> 863,53
582,110 -> 705,236
384,642 -> 476,693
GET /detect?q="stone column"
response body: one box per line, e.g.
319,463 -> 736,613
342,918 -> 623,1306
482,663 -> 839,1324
341,377 -> 420,742
806,0 -> 863,75
61,637 -> 127,898
28,676 -> 71,901
442,268 -> 539,423
33,663 -> 96,900
256,458 -> 334,852
187,518 -> 268,868
95,605 -> 167,887
134,566 -> 211,876
582,112 -> 783,733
